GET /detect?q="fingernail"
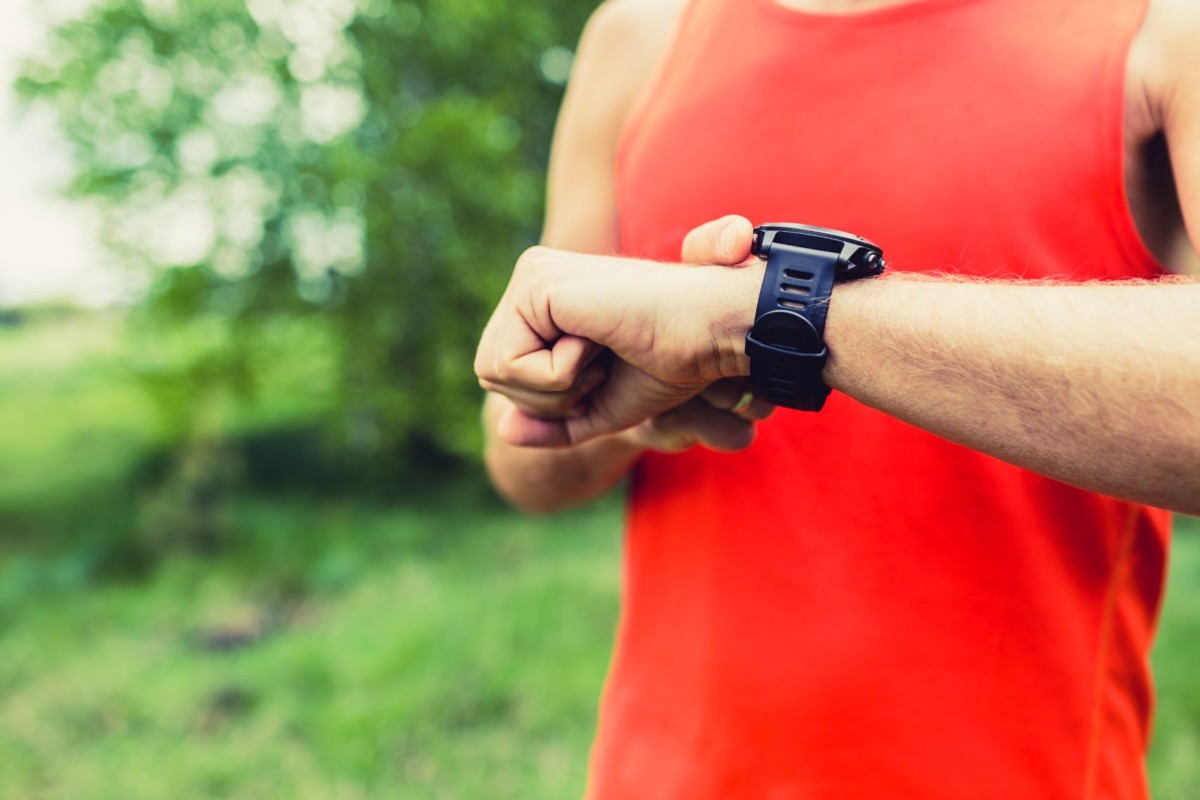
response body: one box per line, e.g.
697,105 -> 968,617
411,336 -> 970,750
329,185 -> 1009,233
719,221 -> 737,256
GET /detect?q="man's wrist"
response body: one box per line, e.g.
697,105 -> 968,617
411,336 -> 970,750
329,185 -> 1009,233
538,249 -> 761,384
700,260 -> 763,380
821,276 -> 893,393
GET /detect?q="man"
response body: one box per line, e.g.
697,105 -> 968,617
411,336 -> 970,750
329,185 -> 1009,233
477,0 -> 1200,796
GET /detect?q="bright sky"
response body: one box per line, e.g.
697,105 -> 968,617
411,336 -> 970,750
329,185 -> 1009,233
0,0 -> 122,308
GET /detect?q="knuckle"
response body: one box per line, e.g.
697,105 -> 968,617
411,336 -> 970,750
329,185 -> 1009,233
515,245 -> 551,274
473,354 -> 491,381
545,372 -> 575,392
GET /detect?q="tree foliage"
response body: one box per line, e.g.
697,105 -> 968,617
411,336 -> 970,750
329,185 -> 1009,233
17,0 -> 596,466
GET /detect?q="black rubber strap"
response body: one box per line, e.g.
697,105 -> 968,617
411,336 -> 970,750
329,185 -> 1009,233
745,242 -> 839,411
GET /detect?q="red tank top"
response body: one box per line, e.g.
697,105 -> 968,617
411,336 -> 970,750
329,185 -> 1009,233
588,1 -> 1173,798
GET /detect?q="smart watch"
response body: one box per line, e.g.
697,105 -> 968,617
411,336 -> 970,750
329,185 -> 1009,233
745,223 -> 886,411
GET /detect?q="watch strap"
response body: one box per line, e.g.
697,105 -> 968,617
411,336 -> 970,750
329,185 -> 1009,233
746,242 -> 839,411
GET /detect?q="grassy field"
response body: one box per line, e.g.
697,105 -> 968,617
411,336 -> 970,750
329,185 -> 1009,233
0,494 -> 624,799
1,314 -> 1198,798
1149,517 -> 1200,796
1,501 -> 1198,799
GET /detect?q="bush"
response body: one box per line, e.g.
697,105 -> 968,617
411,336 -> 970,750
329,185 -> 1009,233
16,0 -> 596,465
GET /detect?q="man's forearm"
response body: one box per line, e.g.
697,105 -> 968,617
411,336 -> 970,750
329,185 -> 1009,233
478,239 -> 1200,513
483,393 -> 645,513
823,275 -> 1200,514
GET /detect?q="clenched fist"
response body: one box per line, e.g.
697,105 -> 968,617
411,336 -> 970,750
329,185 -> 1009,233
475,216 -> 763,446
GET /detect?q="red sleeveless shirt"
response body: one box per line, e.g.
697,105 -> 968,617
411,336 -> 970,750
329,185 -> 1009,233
588,0 -> 1173,797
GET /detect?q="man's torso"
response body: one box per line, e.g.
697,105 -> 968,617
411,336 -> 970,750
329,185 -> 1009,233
585,0 -> 1187,797
606,0 -> 1197,275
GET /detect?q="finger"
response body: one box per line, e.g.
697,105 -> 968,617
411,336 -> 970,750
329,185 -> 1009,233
680,215 -> 755,266
738,397 -> 775,423
626,400 -> 703,453
562,362 -> 698,446
640,399 -> 756,453
499,333 -> 596,392
698,379 -> 776,422
685,401 -> 757,452
480,361 -> 608,419
698,378 -> 748,408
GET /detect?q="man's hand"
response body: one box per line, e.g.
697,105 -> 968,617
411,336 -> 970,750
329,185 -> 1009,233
476,216 -> 761,447
624,217 -> 773,453
625,377 -> 774,453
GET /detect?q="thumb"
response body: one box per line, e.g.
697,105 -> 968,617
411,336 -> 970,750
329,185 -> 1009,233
680,215 -> 755,266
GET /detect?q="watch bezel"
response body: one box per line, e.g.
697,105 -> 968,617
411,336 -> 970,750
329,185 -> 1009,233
752,222 -> 886,279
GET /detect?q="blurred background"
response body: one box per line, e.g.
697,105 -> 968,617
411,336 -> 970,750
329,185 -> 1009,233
0,0 -> 1196,797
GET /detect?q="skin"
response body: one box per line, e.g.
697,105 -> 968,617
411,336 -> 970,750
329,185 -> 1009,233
480,0 -> 1200,514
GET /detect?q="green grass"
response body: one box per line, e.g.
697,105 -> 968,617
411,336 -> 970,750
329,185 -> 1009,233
1150,515 -> 1200,798
0,494 -> 624,799
2,503 -> 1198,799
1,313 -> 1199,798
0,312 -> 624,798
0,313 -> 156,512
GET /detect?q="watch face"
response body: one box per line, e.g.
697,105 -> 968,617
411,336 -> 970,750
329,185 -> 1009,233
757,222 -> 874,245
752,223 -> 885,278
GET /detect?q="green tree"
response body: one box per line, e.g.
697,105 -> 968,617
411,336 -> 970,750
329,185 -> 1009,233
17,0 -> 595,470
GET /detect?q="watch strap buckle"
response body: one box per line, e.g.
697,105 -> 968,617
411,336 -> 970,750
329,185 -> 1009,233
745,325 -> 830,412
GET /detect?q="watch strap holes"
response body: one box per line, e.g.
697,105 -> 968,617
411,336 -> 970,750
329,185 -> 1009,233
779,283 -> 811,296
779,298 -> 808,310
783,269 -> 814,281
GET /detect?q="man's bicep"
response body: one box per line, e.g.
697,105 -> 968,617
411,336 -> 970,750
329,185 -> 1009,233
1166,102 -> 1200,277
540,2 -> 641,254
540,0 -> 685,254
1161,0 -> 1200,275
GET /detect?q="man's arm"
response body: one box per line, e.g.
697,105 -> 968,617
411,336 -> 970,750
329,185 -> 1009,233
482,0 -> 654,512
479,230 -> 1200,514
482,0 -> 1200,513
825,276 -> 1200,513
1157,0 -> 1200,275
822,8 -> 1200,512
483,0 -> 761,514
